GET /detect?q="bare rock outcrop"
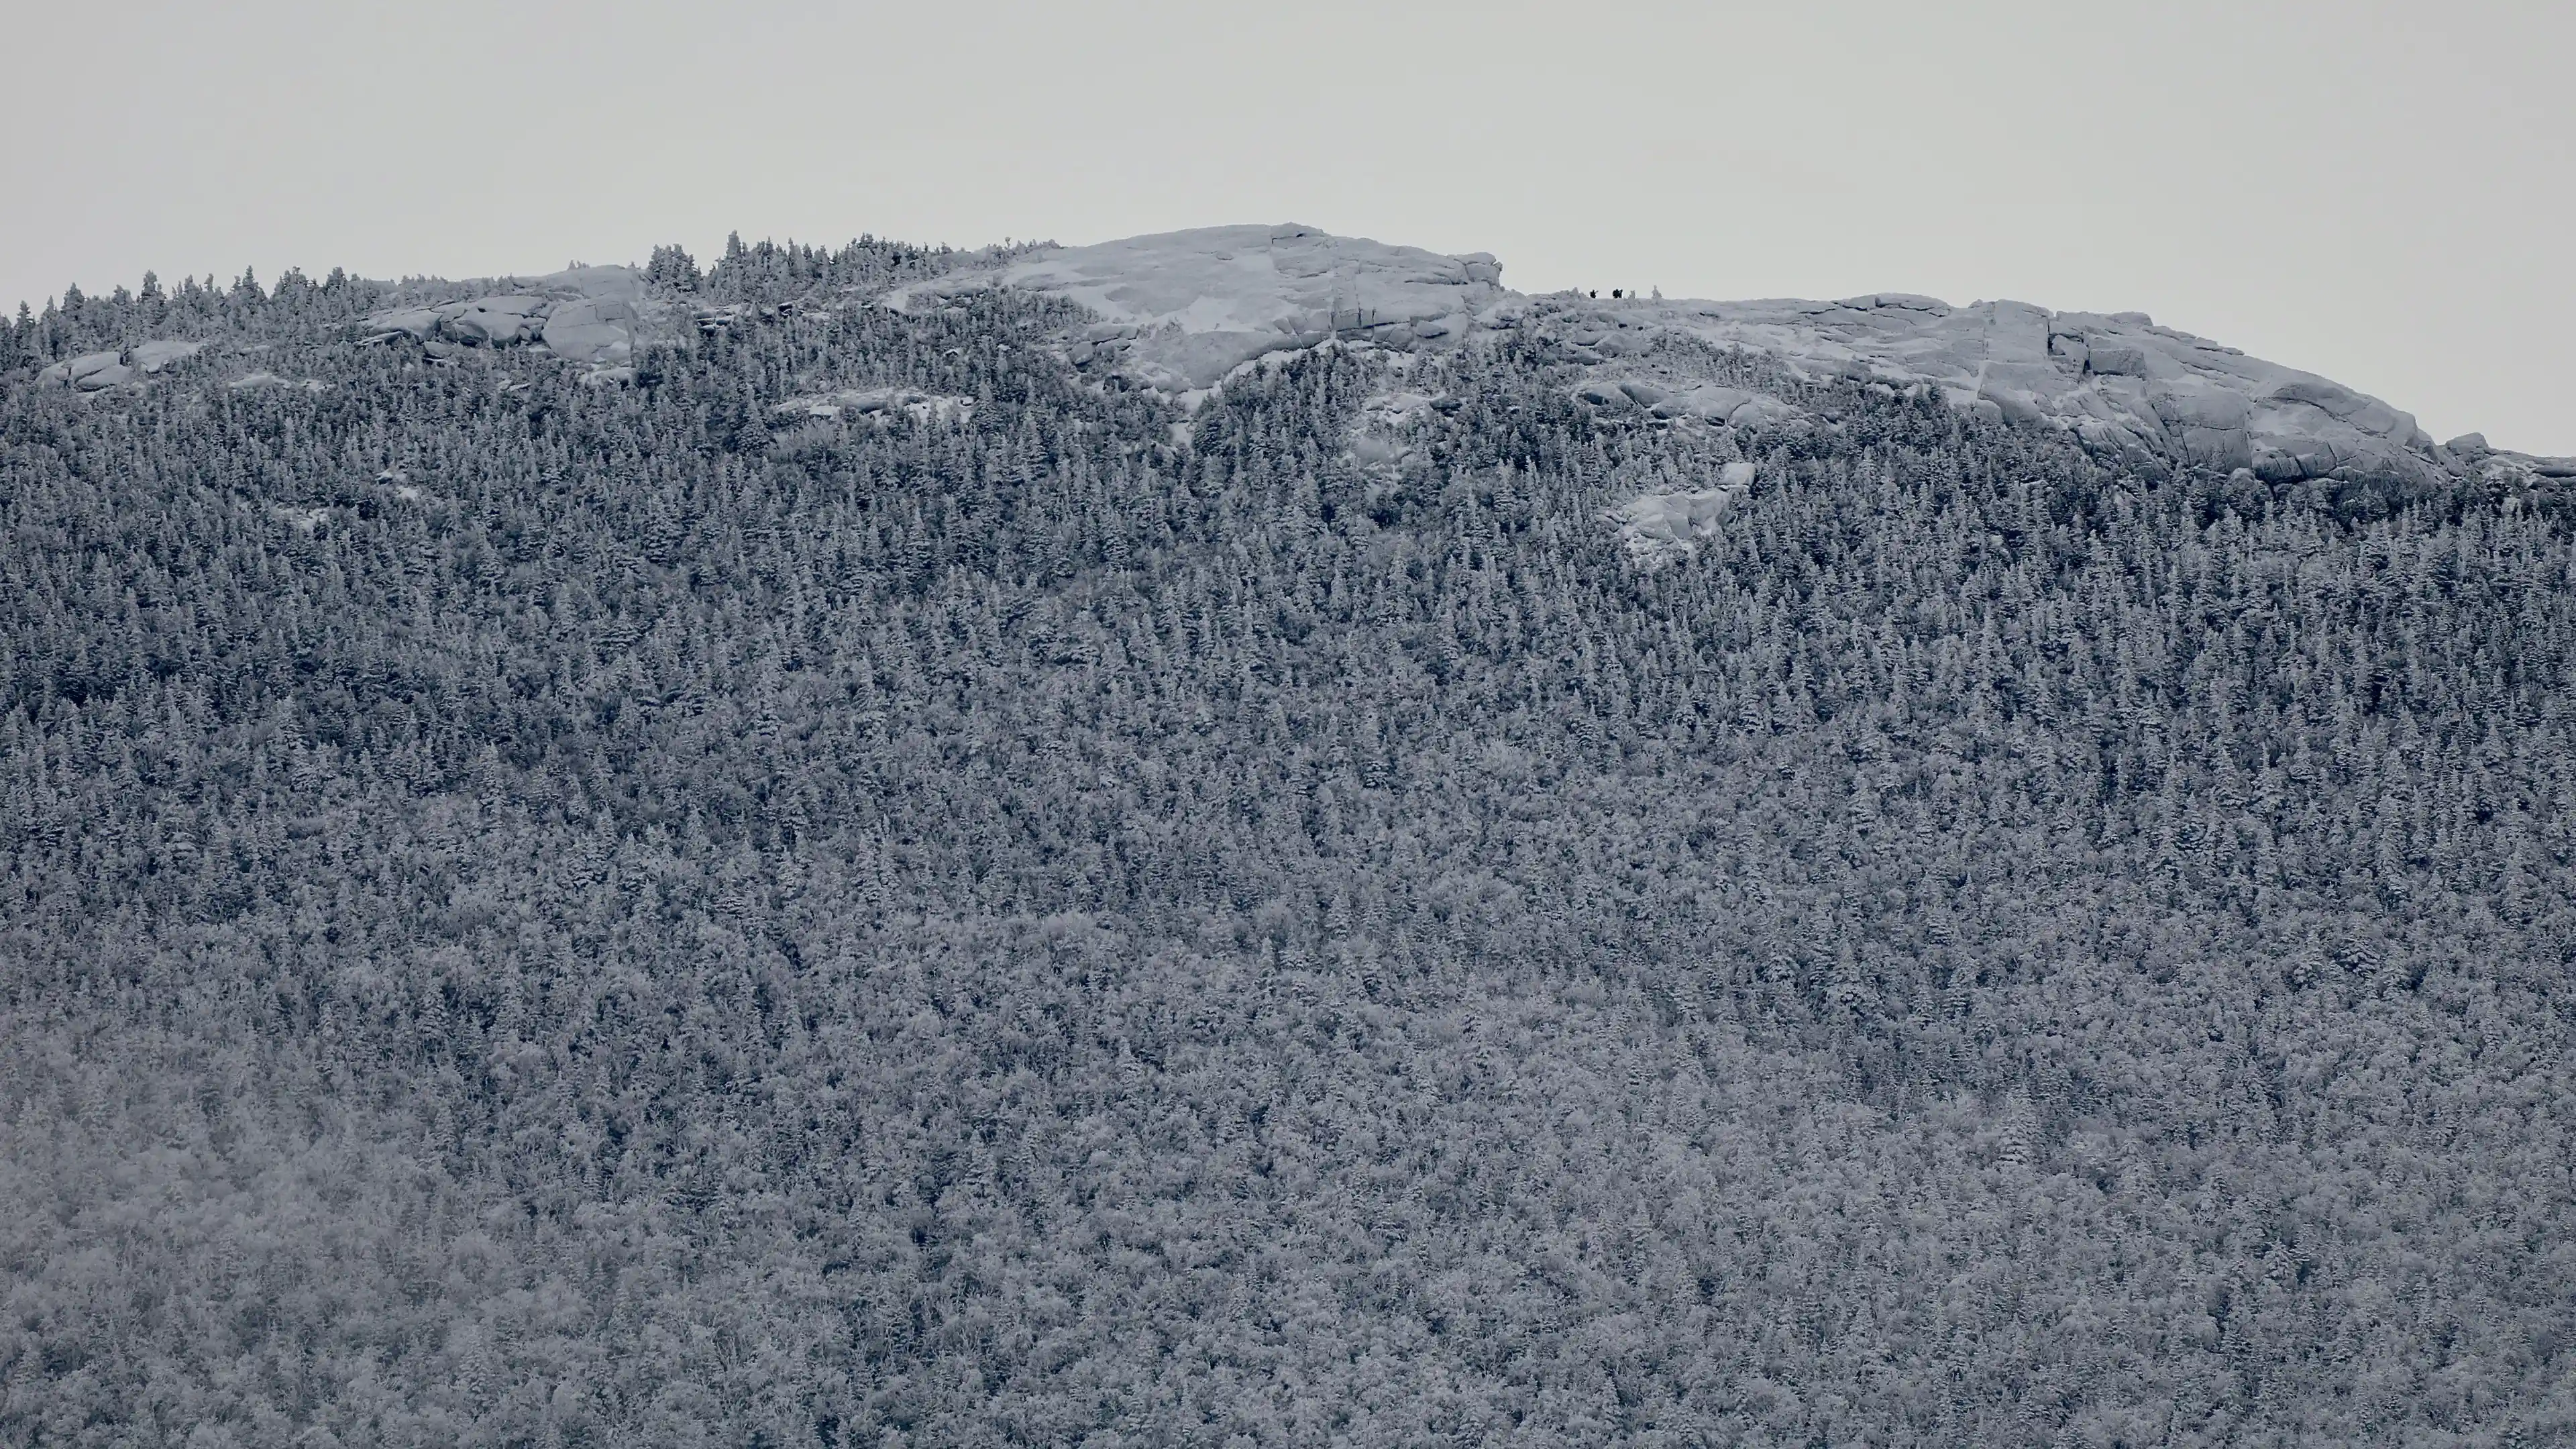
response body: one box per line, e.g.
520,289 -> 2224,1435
1610,463 -> 1757,560
359,265 -> 645,370
1523,290 -> 2449,490
900,225 -> 2548,496
37,339 -> 203,390
885,224 -> 1507,390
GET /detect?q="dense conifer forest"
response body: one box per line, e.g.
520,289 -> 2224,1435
3,239 -> 2573,1446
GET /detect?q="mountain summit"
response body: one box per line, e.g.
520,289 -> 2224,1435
30,222 -> 2570,496
5,223 -> 2573,1447
891,223 -> 2567,492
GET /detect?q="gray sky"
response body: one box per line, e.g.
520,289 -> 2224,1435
10,0 -> 2568,452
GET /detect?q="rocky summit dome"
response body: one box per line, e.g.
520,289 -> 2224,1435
888,223 -> 2571,492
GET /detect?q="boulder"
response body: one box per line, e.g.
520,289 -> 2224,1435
361,307 -> 442,341
543,298 -> 639,366
359,266 -> 643,363
442,296 -> 548,345
1979,384 -> 2046,426
539,265 -> 644,304
38,351 -> 121,388
56,352 -> 131,390
34,338 -> 201,385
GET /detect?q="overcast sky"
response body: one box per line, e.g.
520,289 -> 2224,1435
9,0 -> 2567,451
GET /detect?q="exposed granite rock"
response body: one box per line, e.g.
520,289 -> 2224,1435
918,227 -> 2513,493
359,266 -> 646,367
1610,462 -> 1758,560
38,339 -> 203,390
885,224 -> 1507,390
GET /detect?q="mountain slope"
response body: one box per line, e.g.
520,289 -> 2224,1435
2,229 -> 2573,1447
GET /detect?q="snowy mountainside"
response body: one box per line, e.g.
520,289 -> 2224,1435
9,221 -> 2576,1448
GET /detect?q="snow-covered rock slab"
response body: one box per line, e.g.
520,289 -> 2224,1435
40,351 -> 131,390
359,265 -> 646,366
444,296 -> 548,345
543,299 -> 638,366
885,223 -> 1507,389
883,223 -> 2490,490
2447,433 -> 2576,486
38,340 -> 202,390
1525,292 -> 2446,487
